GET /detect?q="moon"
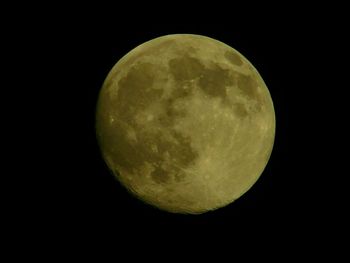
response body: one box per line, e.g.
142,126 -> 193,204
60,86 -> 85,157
96,34 -> 275,214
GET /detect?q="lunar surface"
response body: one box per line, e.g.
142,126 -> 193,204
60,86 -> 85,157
96,34 -> 275,214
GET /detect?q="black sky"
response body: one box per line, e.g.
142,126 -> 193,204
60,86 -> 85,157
15,6 -> 345,255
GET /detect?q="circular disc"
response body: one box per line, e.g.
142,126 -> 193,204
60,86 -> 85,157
96,34 -> 275,214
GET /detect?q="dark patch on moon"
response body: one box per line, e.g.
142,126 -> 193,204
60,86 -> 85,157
157,110 -> 175,127
151,167 -> 170,184
157,99 -> 187,128
168,56 -> 205,82
169,54 -> 235,103
147,129 -> 199,184
158,79 -> 196,128
236,74 -> 261,102
186,46 -> 198,54
98,124 -> 144,171
174,171 -> 187,182
170,83 -> 194,99
118,62 -> 157,100
99,121 -> 199,185
171,131 -> 198,167
233,73 -> 266,113
224,51 -> 243,66
198,64 -> 233,101
116,62 -> 163,123
165,102 -> 186,120
233,102 -> 249,118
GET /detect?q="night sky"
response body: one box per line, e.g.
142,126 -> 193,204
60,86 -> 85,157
16,6 -> 343,255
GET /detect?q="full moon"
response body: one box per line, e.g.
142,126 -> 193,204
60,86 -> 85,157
96,34 -> 275,214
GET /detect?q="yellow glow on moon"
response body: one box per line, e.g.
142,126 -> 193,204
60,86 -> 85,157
96,34 -> 275,214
